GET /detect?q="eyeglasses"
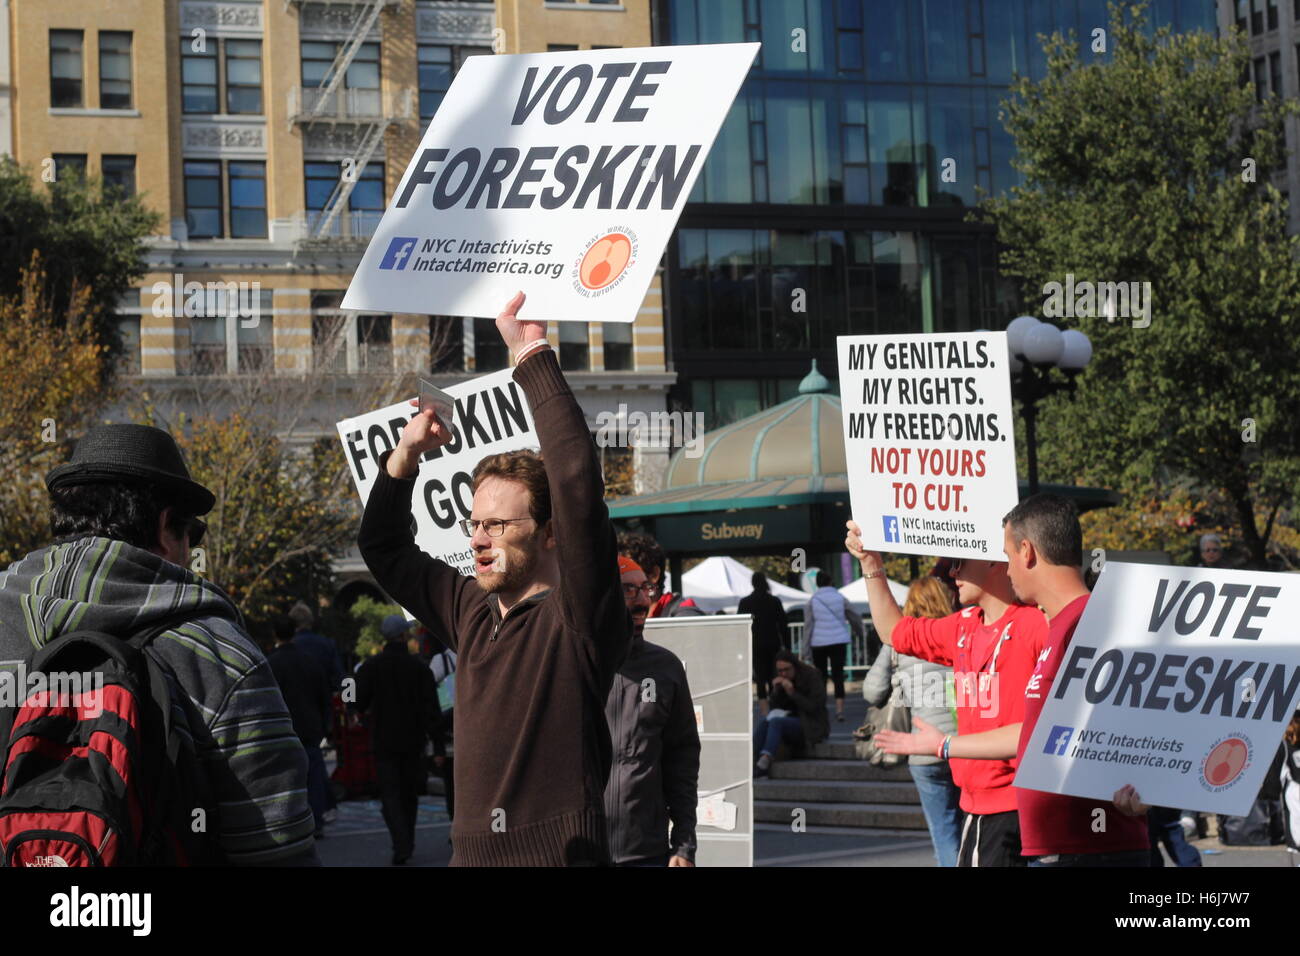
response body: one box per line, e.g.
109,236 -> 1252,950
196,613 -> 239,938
458,516 -> 533,538
186,517 -> 206,547
622,583 -> 654,598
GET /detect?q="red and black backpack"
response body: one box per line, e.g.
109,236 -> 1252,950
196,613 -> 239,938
0,619 -> 216,866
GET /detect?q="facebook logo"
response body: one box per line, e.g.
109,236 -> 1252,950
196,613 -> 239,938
882,515 -> 900,543
1044,725 -> 1073,756
379,236 -> 418,270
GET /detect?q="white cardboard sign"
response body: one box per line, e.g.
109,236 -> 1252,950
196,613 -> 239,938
342,43 -> 759,323
836,332 -> 1018,560
1015,562 -> 1300,815
336,369 -> 537,576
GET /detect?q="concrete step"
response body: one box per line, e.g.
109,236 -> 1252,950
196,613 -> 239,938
754,799 -> 929,830
756,778 -> 919,805
810,740 -> 872,760
769,758 -> 913,783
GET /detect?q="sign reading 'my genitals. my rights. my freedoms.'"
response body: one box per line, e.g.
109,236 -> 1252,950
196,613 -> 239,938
1016,562 -> 1300,815
342,44 -> 758,324
836,332 -> 1019,561
336,369 -> 538,577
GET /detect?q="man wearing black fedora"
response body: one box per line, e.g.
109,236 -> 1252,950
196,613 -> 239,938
0,423 -> 319,865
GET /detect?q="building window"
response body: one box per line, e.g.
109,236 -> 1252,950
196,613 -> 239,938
1254,56 -> 1267,102
1252,0 -> 1264,33
50,30 -> 84,108
358,315 -> 392,371
102,155 -> 136,198
181,43 -> 218,113
311,292 -> 390,373
311,292 -> 348,373
182,39 -> 262,114
116,289 -> 142,375
225,40 -> 263,114
548,44 -> 579,52
184,160 -> 223,238
473,317 -> 508,371
52,154 -> 87,181
1270,51 -> 1282,97
304,161 -> 383,237
190,315 -> 227,375
1269,0 -> 1280,30
559,322 -> 589,371
98,31 -> 132,109
229,162 -> 267,238
416,45 -> 492,120
237,291 -> 274,373
428,317 -> 464,372
602,322 -> 632,371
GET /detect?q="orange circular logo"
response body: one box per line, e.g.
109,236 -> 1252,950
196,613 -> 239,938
1204,737 -> 1249,786
578,233 -> 633,291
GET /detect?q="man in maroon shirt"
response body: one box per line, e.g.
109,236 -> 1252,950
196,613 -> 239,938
866,494 -> 1151,866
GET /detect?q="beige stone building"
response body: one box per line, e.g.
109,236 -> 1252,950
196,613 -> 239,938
6,0 -> 671,477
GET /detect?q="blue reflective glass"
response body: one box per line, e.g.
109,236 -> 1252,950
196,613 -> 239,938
765,82 -> 815,203
925,86 -> 976,206
920,0 -> 968,79
867,87 -> 917,206
761,0 -> 807,72
865,0 -> 910,79
985,0 -> 1027,83
704,98 -> 753,202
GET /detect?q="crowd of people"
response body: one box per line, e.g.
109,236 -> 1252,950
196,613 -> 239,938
0,291 -> 1294,869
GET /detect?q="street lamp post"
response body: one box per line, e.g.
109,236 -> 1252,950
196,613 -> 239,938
1004,316 -> 1092,495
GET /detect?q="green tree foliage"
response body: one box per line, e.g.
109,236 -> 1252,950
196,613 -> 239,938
0,158 -> 161,366
982,2 -> 1300,566
0,256 -> 111,565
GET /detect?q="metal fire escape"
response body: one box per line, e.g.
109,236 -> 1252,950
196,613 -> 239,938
286,0 -> 411,246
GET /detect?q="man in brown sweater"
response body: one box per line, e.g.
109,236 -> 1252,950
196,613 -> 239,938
358,292 -> 631,866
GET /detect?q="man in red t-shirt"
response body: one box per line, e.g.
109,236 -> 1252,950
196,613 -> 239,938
1003,494 -> 1150,866
845,520 -> 1048,867
865,496 -> 1151,867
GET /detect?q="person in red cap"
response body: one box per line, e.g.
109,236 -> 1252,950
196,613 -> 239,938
603,556 -> 700,866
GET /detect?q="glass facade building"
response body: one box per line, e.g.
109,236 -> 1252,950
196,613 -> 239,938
654,0 -> 1216,429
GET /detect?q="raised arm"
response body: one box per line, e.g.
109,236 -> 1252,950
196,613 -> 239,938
357,399 -> 483,652
497,293 -> 630,681
845,519 -> 903,644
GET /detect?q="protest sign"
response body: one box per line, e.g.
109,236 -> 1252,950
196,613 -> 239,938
341,43 -> 758,324
1015,562 -> 1300,815
336,369 -> 537,576
836,332 -> 1018,560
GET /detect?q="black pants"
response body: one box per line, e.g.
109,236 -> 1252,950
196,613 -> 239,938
811,643 -> 847,700
376,750 -> 425,857
957,810 -> 1026,867
753,640 -> 779,700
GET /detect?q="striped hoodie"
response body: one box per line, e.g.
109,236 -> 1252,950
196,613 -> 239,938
0,536 -> 318,865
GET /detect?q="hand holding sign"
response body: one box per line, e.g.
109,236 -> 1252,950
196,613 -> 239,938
494,291 -> 548,363
1112,784 -> 1150,818
388,400 -> 454,480
843,519 -> 883,573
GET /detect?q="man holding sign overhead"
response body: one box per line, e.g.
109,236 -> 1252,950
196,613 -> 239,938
357,293 -> 631,866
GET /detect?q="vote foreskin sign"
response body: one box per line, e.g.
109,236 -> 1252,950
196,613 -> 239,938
836,332 -> 1018,560
1015,562 -> 1300,816
342,43 -> 759,323
336,369 -> 537,576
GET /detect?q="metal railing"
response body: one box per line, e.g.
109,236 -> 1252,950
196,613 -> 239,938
286,86 -> 412,124
787,621 -> 879,678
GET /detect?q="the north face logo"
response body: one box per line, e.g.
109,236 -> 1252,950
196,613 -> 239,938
29,854 -> 69,867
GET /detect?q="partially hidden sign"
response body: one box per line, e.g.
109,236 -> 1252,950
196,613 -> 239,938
1015,562 -> 1300,815
836,332 -> 1018,560
342,43 -> 759,323
336,369 -> 538,576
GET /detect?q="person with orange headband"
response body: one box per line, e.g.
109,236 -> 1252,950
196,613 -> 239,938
602,555 -> 700,866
